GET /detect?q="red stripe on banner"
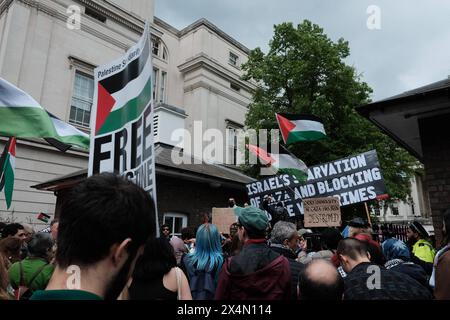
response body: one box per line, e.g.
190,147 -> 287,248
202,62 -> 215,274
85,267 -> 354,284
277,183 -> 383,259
376,194 -> 389,200
95,83 -> 116,134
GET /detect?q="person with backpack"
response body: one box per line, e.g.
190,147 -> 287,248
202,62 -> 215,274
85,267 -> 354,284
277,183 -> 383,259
182,223 -> 224,300
8,233 -> 54,299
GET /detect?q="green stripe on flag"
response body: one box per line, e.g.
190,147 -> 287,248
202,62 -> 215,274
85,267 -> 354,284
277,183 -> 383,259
98,77 -> 152,135
287,130 -> 327,144
0,107 -> 57,138
277,168 -> 308,183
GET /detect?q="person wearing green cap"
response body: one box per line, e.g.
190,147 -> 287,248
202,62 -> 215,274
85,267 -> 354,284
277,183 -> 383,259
215,206 -> 292,300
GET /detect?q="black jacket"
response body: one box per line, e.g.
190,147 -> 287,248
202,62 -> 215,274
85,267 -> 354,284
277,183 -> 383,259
270,244 -> 304,300
344,262 -> 432,300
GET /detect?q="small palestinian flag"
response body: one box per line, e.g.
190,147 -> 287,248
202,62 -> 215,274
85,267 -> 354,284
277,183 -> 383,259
94,27 -> 152,135
276,113 -> 326,144
246,144 -> 308,182
0,137 -> 16,209
37,212 -> 51,223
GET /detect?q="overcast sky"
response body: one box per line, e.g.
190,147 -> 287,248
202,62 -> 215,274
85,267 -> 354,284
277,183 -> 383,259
155,0 -> 450,101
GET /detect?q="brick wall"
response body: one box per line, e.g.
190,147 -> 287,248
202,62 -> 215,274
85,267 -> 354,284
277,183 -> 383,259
420,113 -> 450,247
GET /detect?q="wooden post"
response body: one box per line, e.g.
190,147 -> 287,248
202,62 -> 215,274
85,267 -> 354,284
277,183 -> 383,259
364,202 -> 372,226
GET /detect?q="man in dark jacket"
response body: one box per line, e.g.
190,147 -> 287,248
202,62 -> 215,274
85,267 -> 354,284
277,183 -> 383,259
338,238 -> 432,300
269,221 -> 304,299
215,206 -> 291,300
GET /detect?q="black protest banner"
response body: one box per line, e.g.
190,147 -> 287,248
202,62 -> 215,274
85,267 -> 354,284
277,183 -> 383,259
88,23 -> 158,230
246,150 -> 388,214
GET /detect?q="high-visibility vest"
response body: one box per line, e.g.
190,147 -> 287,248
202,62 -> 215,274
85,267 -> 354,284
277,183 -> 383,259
412,239 -> 436,263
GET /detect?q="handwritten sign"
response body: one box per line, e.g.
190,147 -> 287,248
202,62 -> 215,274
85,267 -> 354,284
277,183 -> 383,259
303,197 -> 341,228
212,208 -> 237,234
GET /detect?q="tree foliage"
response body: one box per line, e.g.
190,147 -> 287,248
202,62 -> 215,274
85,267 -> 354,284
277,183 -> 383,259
242,20 -> 419,202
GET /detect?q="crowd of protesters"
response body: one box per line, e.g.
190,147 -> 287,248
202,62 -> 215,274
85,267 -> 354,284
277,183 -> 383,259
0,173 -> 450,300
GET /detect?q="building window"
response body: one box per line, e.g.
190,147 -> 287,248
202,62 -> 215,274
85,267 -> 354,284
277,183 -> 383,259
152,39 -> 160,56
374,207 -> 381,216
391,204 -> 399,216
226,123 -> 243,165
152,68 -> 158,101
230,82 -> 240,92
229,52 -> 239,67
159,71 -> 167,103
69,71 -> 94,127
163,213 -> 188,237
85,7 -> 106,23
162,47 -> 168,61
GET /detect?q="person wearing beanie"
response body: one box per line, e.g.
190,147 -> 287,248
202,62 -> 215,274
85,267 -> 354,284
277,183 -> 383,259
215,206 -> 291,300
407,221 -> 436,275
382,237 -> 430,290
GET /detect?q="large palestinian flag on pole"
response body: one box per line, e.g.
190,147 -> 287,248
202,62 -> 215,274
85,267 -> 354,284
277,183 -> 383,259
246,144 -> 308,182
93,27 -> 152,136
88,22 -> 159,234
0,137 -> 16,209
276,113 -> 326,144
0,78 -> 89,151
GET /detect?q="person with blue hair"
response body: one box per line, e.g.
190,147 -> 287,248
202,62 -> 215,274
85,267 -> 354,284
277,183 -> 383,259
382,237 -> 430,291
182,223 -> 224,300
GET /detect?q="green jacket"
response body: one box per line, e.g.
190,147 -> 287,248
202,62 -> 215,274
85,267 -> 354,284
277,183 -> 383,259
412,239 -> 436,264
8,257 -> 54,292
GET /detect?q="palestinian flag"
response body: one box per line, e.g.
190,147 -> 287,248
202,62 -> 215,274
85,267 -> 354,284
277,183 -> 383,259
0,78 -> 89,150
276,113 -> 326,144
37,212 -> 51,223
94,27 -> 152,135
0,137 -> 16,209
246,144 -> 308,182
45,112 -> 89,152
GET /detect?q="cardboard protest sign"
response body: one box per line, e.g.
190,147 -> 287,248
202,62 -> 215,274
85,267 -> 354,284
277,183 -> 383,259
88,23 -> 158,229
212,208 -> 237,234
246,150 -> 388,215
303,197 -> 341,227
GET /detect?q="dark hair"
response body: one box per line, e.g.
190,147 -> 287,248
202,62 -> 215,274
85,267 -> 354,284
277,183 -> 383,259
160,224 -> 170,232
443,208 -> 450,244
55,173 -> 155,268
1,223 -> 24,238
0,222 -> 6,234
181,227 -> 195,241
298,261 -> 344,300
337,238 -> 369,260
132,237 -> 177,281
50,219 -> 58,227
321,228 -> 343,250
238,218 -> 266,239
0,237 -> 21,260
28,233 -> 54,259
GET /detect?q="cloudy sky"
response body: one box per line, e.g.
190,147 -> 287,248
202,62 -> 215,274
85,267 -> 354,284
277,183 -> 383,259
155,0 -> 450,101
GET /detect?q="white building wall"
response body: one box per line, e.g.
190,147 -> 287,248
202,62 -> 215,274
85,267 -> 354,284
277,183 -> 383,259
0,0 -> 258,227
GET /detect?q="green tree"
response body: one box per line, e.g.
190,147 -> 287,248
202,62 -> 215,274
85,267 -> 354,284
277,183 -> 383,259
242,20 -> 418,203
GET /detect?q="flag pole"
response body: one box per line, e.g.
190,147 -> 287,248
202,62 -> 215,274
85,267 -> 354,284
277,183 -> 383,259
364,202 -> 372,226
